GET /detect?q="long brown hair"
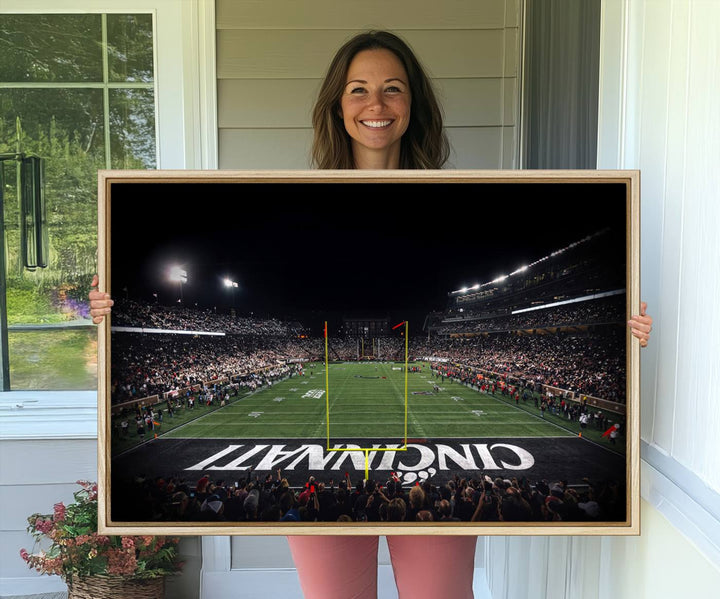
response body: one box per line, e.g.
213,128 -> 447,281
311,31 -> 449,169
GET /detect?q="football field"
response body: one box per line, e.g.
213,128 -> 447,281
112,361 -> 626,498
161,361 -> 574,442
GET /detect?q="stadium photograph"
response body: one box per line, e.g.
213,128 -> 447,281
100,172 -> 637,532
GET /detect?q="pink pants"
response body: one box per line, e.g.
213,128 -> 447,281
287,535 -> 477,599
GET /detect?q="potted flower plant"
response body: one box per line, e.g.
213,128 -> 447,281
20,480 -> 182,599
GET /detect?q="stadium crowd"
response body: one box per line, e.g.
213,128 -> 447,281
112,298 -> 305,336
109,296 -> 627,405
430,295 -> 624,335
111,469 -> 625,524
111,333 -> 302,403
110,332 -> 379,404
414,331 -> 625,402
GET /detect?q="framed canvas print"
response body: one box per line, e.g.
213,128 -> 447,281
97,169 -> 640,536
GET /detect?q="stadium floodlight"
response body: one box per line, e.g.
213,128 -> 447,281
169,266 -> 187,283
168,266 -> 187,303
223,277 -> 238,310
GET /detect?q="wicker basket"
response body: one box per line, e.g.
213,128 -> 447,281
67,575 -> 165,599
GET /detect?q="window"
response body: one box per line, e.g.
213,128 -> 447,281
0,13 -> 156,390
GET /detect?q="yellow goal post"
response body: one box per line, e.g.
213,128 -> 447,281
324,320 -> 410,479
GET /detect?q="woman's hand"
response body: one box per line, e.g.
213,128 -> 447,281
628,301 -> 652,348
89,274 -> 113,324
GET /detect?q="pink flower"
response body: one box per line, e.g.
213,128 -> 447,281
34,518 -> 54,535
19,549 -> 29,562
43,557 -> 64,576
53,502 -> 66,522
107,548 -> 137,576
121,537 -> 135,549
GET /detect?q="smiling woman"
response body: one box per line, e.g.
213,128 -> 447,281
340,48 -> 412,169
311,30 -> 449,170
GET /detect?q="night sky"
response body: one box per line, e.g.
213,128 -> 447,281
108,180 -> 627,329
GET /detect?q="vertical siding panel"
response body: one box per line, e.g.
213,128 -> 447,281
661,0 -> 692,470
637,0 -> 676,453
504,537 -> 530,598
567,537 -> 601,599
505,0 -> 521,28
503,126 -> 518,168
526,537 -> 550,599
596,0 -> 627,170
624,0 -> 659,444
675,1 -> 720,488
486,536 -> 509,599
545,537 -> 569,599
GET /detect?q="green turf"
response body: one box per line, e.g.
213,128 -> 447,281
157,361 -> 578,443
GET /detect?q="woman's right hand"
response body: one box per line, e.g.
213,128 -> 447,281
89,274 -> 113,324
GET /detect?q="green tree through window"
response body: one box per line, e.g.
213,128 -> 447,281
0,13 -> 156,390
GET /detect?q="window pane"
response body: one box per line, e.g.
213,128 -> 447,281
110,88 -> 157,168
1,88 -> 105,277
107,14 -> 155,83
8,329 -> 97,390
0,88 -> 106,160
0,14 -> 103,82
2,88 -> 104,390
1,13 -> 157,391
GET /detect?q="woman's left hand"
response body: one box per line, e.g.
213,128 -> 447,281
628,301 -> 652,348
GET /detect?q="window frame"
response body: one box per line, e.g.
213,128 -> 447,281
0,0 -> 217,438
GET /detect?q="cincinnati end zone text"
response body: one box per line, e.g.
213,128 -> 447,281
112,436 -> 624,487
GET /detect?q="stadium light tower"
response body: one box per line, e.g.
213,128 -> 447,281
169,265 -> 187,303
223,277 -> 238,310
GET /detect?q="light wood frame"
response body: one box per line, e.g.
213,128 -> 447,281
97,169 -> 640,536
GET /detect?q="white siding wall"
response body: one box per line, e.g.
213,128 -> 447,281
607,0 -> 720,493
485,1 -> 720,597
216,0 -> 522,169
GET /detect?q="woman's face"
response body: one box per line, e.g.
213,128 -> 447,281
340,48 -> 411,167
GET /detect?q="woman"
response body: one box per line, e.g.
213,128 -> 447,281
310,30 -> 449,170
91,30 -> 653,599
